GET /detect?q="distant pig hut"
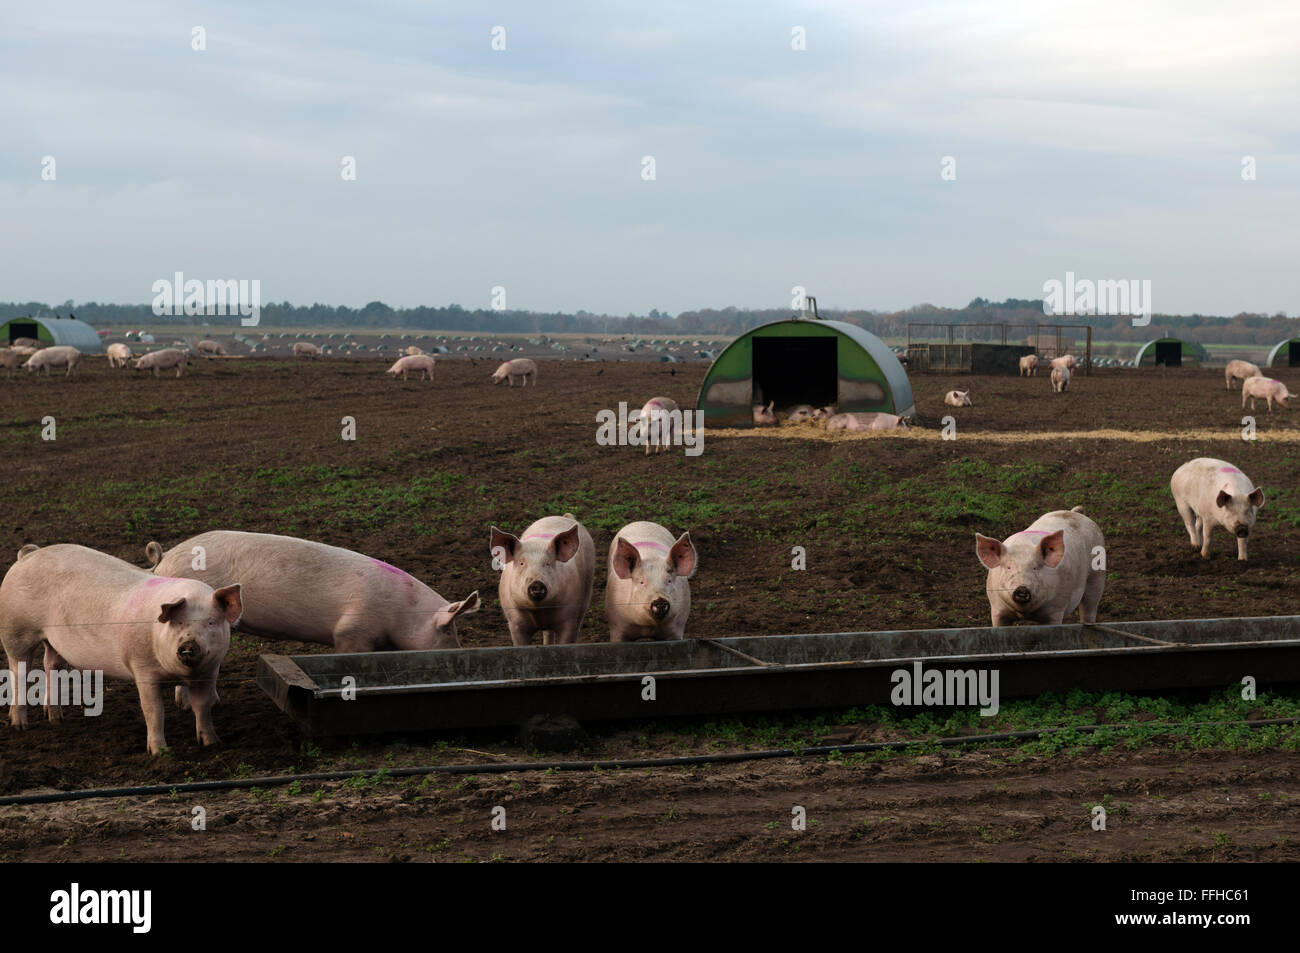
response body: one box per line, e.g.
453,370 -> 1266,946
1266,336 -> 1300,369
0,313 -> 103,353
1134,336 -> 1207,368
696,302 -> 914,427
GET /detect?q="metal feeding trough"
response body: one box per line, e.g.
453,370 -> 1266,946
256,616 -> 1300,737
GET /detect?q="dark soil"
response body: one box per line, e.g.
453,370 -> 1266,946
1,356 -> 1297,860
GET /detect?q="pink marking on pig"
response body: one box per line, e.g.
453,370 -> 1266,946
1218,466 -> 1241,474
128,576 -> 185,611
1011,530 -> 1051,538
523,533 -> 555,541
369,557 -> 409,578
633,541 -> 668,551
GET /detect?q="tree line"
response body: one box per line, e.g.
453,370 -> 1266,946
1,298 -> 1293,345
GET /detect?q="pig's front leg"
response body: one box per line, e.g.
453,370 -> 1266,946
186,679 -> 221,746
135,678 -> 168,754
504,613 -> 536,647
1199,522 -> 1214,559
1237,535 -> 1249,561
552,619 -> 581,645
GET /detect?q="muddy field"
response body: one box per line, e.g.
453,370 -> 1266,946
1,356 -> 1298,861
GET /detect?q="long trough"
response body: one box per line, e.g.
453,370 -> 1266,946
256,616 -> 1300,737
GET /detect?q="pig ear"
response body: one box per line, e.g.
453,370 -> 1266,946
1040,531 -> 1066,569
1249,487 -> 1265,509
212,584 -> 243,625
158,598 -> 187,624
975,534 -> 1003,570
489,527 -> 518,561
552,524 -> 582,563
1215,490 -> 1232,508
669,532 -> 698,578
446,590 -> 481,619
612,537 -> 640,579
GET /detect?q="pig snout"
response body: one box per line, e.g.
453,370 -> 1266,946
527,581 -> 548,603
1012,586 -> 1032,606
177,640 -> 204,666
1235,524 -> 1250,538
650,597 -> 671,621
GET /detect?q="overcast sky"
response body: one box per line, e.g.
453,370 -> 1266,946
2,1 -> 1296,316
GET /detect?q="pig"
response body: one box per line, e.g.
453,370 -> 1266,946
292,342 -> 322,359
825,412 -> 908,431
1051,365 -> 1070,393
636,397 -> 679,454
387,354 -> 436,381
0,543 -> 241,754
752,401 -> 777,426
975,506 -> 1105,626
0,349 -> 22,378
491,358 -> 537,386
490,514 -> 595,645
134,348 -> 189,378
23,346 -> 81,376
1019,355 -> 1039,376
1050,355 -> 1077,369
1170,458 -> 1264,561
197,340 -> 227,358
1241,376 -> 1293,411
785,404 -> 834,424
9,346 -> 36,357
405,345 -> 426,356
146,531 -> 479,652
604,522 -> 698,642
1224,359 -> 1261,390
105,342 -> 133,368
944,390 -> 972,407
11,336 -> 40,349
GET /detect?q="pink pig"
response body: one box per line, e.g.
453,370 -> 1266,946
752,402 -> 777,426
133,348 -> 189,377
490,514 -> 595,645
1051,365 -> 1070,393
387,354 -> 436,381
491,359 -> 537,386
604,522 -> 697,642
24,346 -> 81,376
1241,377 -> 1293,411
1224,359 -> 1261,390
1170,458 -> 1264,560
0,544 -> 241,754
975,506 -> 1105,626
146,531 -> 479,651
825,412 -> 909,431
637,397 -> 679,454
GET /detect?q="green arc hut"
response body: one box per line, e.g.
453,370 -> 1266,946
0,314 -> 103,353
1134,337 -> 1207,368
696,317 -> 914,428
1266,337 -> 1300,369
